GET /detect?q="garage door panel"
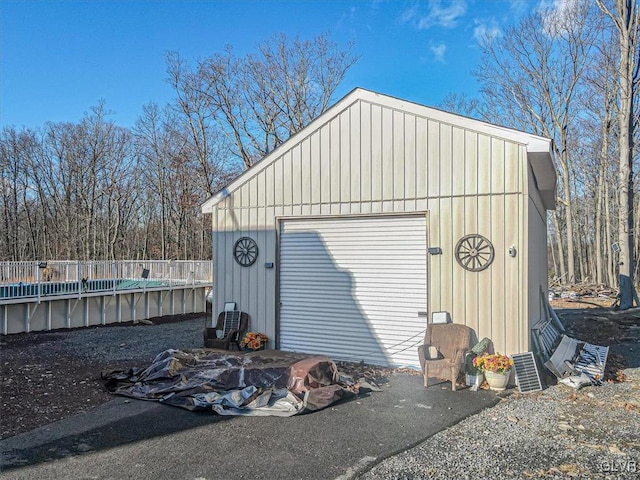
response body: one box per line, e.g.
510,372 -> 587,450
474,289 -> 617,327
279,277 -> 427,288
279,215 -> 427,367
283,237 -> 425,246
280,261 -> 428,270
282,323 -> 390,338
280,302 -> 368,315
281,253 -> 428,262
278,339 -> 417,366
281,303 -> 425,319
281,288 -> 427,302
280,270 -> 427,281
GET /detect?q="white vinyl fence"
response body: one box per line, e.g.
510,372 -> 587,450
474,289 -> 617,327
0,260 -> 213,302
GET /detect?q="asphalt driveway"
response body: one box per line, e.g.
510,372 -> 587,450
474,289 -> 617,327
0,375 -> 501,480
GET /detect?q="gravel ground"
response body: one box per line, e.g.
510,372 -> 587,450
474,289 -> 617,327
358,369 -> 640,479
3,305 -> 639,479
51,315 -> 210,363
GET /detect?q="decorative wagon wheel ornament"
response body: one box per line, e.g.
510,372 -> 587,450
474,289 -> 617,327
233,237 -> 259,267
455,234 -> 495,272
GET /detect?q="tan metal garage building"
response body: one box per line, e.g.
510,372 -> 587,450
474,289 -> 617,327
201,88 -> 556,368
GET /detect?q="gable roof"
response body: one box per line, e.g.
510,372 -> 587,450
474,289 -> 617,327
202,88 -> 557,212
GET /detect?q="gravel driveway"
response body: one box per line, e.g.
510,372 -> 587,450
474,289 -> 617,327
359,369 -> 640,479
2,309 -> 639,479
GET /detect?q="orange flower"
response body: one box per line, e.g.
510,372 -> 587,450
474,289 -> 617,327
240,332 -> 268,350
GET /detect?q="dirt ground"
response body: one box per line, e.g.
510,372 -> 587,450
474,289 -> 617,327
1,300 -> 638,440
0,314 -> 203,439
550,297 -> 640,374
0,336 -> 125,439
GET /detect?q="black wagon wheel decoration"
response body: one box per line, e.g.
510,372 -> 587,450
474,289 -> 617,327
455,234 -> 495,272
233,237 -> 258,267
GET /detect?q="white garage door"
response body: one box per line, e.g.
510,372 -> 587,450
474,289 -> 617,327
279,215 -> 427,367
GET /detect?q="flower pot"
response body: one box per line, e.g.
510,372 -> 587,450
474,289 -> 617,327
484,370 -> 510,391
465,372 -> 484,387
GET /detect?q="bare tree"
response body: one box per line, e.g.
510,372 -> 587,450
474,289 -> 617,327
577,26 -> 620,287
0,127 -> 42,259
0,34 -> 354,263
439,92 -> 483,120
30,104 -> 136,261
166,32 -> 358,170
134,103 -> 180,259
474,1 -> 599,284
596,0 -> 639,308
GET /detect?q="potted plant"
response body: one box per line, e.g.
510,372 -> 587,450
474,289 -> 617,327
464,353 -> 484,388
472,353 -> 514,390
240,332 -> 269,351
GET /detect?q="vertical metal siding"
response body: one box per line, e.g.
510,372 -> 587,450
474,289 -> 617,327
350,102 -> 361,207
491,193 -> 506,351
464,196 -> 479,335
371,104 -> 383,203
416,117 -> 428,199
451,196 -> 466,326
393,110 -> 405,199
518,146 -> 528,352
212,98 -> 532,356
279,215 -> 427,367
360,103 -> 372,203
404,114 -> 416,201
439,124 -> 452,197
451,127 -> 465,196
340,110 -> 351,210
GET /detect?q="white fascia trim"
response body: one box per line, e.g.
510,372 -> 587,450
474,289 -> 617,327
357,89 -> 554,153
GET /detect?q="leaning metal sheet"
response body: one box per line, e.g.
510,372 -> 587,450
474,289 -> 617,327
544,335 -> 609,389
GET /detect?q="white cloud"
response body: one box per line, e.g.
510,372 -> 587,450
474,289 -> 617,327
473,20 -> 502,47
400,4 -> 418,23
402,0 -> 468,30
538,0 -> 578,15
336,5 -> 358,30
537,0 -> 584,36
507,0 -> 530,15
430,42 -> 447,62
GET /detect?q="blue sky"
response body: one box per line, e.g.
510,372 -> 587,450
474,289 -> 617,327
1,0 -> 535,129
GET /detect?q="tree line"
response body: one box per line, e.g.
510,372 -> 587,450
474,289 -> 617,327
0,33 -> 357,261
1,2 -> 638,292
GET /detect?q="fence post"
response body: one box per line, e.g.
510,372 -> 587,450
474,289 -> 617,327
77,261 -> 81,299
36,262 -> 41,304
112,261 -> 117,295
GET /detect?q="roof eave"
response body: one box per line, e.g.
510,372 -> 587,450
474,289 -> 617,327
527,140 -> 557,210
201,188 -> 230,213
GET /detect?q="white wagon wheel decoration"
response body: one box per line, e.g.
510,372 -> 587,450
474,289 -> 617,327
233,237 -> 259,267
455,234 -> 495,272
